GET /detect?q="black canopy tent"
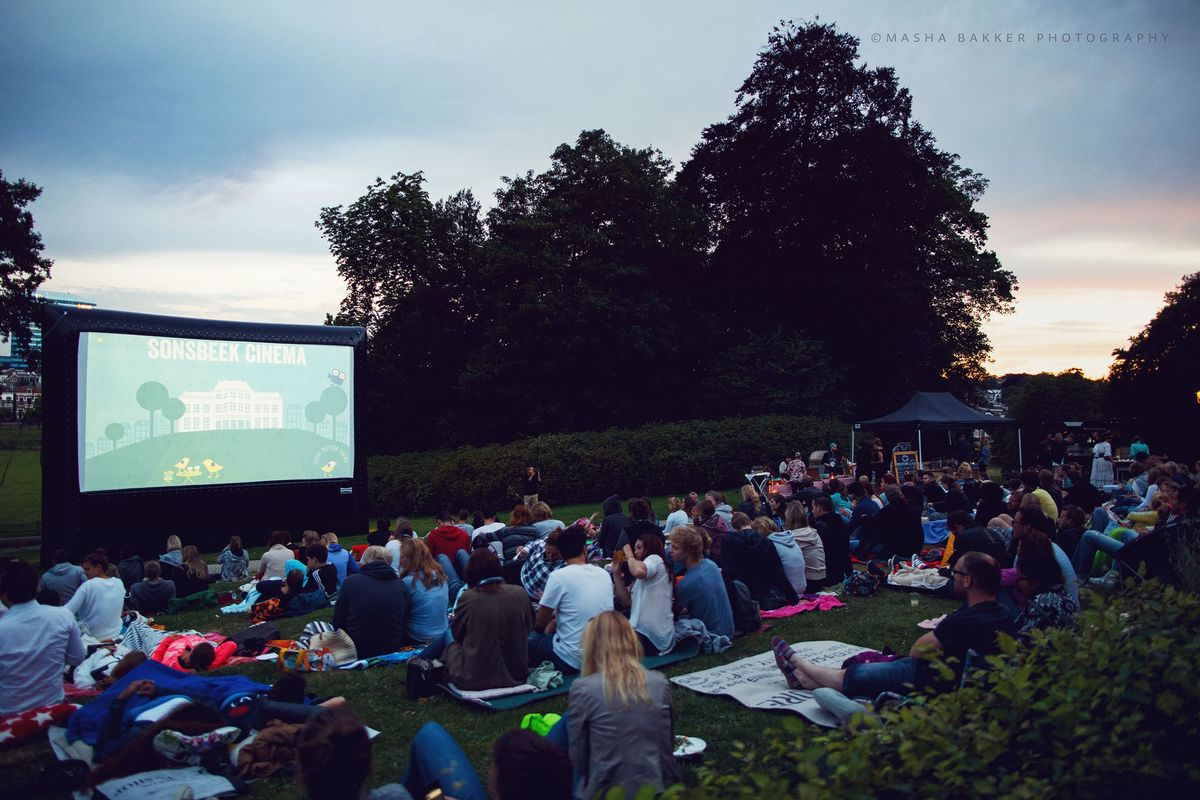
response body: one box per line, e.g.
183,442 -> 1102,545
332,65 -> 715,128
853,391 -> 1022,468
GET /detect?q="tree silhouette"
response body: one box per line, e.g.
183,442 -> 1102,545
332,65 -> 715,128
104,422 -> 124,452
305,401 -> 326,433
136,381 -> 169,438
320,386 -> 347,440
162,397 -> 186,434
1,171 -> 54,351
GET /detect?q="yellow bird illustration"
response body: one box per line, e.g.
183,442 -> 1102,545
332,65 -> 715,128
162,470 -> 175,482
320,460 -> 337,477
201,458 -> 224,478
173,456 -> 191,470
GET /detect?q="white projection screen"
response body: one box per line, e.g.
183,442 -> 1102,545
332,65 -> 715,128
77,332 -> 355,492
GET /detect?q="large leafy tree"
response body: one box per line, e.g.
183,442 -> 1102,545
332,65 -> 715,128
1,171 -> 54,348
318,176 -> 486,451
1108,272 -> 1200,459
447,130 -> 708,444
677,21 -> 1015,416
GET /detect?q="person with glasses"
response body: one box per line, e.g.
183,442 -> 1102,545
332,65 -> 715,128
772,552 -> 1015,697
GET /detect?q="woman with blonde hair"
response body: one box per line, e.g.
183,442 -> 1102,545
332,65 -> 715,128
737,484 -> 763,517
558,611 -> 678,799
160,535 -> 183,566
398,538 -> 449,645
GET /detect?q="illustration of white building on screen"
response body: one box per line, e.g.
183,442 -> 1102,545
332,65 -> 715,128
178,380 -> 283,431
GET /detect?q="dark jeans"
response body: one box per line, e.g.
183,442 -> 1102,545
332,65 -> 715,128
527,630 -> 578,674
842,657 -> 922,699
401,721 -> 488,800
434,554 -> 465,600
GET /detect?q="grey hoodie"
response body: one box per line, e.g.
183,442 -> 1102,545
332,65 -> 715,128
767,531 -> 808,596
714,503 -> 734,529
38,562 -> 87,604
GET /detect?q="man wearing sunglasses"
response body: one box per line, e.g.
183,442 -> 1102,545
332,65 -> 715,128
773,551 -> 1015,697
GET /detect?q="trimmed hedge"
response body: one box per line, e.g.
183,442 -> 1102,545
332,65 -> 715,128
367,414 -> 847,516
675,579 -> 1200,799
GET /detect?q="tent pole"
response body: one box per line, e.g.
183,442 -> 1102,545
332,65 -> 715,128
917,428 -> 923,468
1018,428 -> 1023,470
851,429 -> 856,474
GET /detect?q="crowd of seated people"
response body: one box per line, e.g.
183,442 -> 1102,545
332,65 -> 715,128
7,441 -> 1198,797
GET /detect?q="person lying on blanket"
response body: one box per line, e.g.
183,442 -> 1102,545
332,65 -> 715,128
773,552 -> 1016,698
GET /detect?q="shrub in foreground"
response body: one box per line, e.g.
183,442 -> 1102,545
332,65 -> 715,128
678,580 -> 1200,799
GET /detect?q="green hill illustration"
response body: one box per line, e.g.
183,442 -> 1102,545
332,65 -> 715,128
81,429 -> 352,492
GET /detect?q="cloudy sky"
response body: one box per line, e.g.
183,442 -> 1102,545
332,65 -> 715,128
3,0 -> 1197,377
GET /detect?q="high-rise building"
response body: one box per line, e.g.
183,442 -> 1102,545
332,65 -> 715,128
0,291 -> 96,369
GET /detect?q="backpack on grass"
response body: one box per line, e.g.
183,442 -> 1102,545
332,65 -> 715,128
725,578 -> 761,634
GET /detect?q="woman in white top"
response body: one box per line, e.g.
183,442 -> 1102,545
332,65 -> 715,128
1090,434 -> 1115,489
612,533 -> 676,656
65,552 -> 127,640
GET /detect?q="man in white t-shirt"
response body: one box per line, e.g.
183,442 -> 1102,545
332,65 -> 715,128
65,552 -> 127,640
472,511 -> 505,541
529,525 -> 613,673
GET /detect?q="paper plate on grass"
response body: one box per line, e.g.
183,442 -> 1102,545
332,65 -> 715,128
673,735 -> 706,758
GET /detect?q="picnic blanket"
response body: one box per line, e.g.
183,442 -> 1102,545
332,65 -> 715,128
670,640 -> 873,726
443,639 -> 702,710
67,660 -> 269,746
760,594 -> 844,618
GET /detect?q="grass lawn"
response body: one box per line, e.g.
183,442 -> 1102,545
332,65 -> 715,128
0,584 -> 958,797
0,450 -> 40,530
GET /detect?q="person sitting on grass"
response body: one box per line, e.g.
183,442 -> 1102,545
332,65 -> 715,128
720,512 -> 799,610
429,548 -> 532,691
171,545 -> 212,598
549,611 -> 679,800
529,525 -> 614,674
426,510 -> 472,576
129,560 -> 176,615
250,569 -> 306,623
615,498 -> 664,552
38,549 -> 87,605
258,530 -> 294,581
332,546 -> 409,659
159,535 -> 183,567
304,544 -> 339,597
218,535 -> 250,581
1014,549 -> 1078,640
320,532 -> 359,587
772,552 -> 1016,698
398,538 -> 449,647
66,552 -> 127,640
530,501 -> 567,539
485,505 -> 541,562
793,500 -> 828,588
519,528 -> 565,600
490,728 -> 573,800
668,525 -> 734,639
0,560 -> 85,717
612,533 -> 677,656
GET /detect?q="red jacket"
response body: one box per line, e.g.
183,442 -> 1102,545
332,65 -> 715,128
426,525 -> 470,562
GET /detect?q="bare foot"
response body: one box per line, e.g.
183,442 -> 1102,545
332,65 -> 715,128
790,657 -> 819,690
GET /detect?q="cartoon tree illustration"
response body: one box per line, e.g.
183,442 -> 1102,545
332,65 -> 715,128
104,422 -> 124,452
305,401 -> 326,433
320,386 -> 347,441
136,381 -> 169,438
162,397 -> 186,434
